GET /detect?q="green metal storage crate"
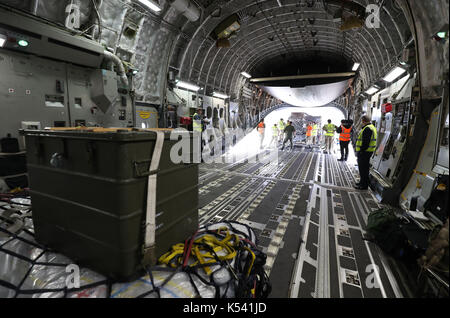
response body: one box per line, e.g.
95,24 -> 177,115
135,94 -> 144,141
21,128 -> 199,281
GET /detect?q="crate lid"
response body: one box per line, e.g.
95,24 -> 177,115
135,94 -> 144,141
20,127 -> 190,141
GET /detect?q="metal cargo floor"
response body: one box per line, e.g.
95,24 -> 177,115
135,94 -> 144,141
199,145 -> 415,298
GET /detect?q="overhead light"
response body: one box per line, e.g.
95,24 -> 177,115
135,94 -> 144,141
17,39 -> 29,47
138,0 -> 162,12
437,31 -> 447,39
352,63 -> 360,71
383,66 -> 407,83
214,14 -> 240,40
213,92 -> 229,99
365,86 -> 380,95
241,72 -> 252,79
176,80 -> 200,92
0,34 -> 7,48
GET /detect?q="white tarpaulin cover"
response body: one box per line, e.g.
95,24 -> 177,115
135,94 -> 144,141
261,79 -> 350,107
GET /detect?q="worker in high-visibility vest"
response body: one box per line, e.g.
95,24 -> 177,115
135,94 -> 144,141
270,124 -> 279,148
192,108 -> 205,133
355,116 -> 378,190
257,119 -> 266,149
306,122 -> 314,147
278,119 -> 286,143
193,108 -> 210,160
337,120 -> 353,161
311,123 -> 318,145
323,119 -> 337,154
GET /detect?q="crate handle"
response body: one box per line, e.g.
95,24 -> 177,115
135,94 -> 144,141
50,153 -> 65,168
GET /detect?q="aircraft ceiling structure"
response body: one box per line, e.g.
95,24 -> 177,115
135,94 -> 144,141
0,0 -> 447,106
172,0 -> 414,100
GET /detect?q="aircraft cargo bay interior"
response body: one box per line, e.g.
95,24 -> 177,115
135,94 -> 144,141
0,0 -> 448,301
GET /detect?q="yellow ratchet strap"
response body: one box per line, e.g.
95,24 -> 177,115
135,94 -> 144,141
158,243 -> 185,268
193,234 -> 238,274
158,232 -> 240,275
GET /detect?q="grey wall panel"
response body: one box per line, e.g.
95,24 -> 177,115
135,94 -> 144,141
67,65 -> 133,128
66,64 -> 98,127
0,49 -> 134,150
0,50 -> 70,148
96,95 -> 133,128
0,6 -> 104,69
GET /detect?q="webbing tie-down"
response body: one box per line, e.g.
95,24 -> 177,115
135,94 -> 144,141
143,131 -> 165,264
158,229 -> 255,277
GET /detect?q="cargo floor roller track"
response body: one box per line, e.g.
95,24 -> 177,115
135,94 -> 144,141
198,145 -> 416,298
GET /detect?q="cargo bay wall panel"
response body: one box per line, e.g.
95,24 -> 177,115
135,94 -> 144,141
0,50 -> 133,149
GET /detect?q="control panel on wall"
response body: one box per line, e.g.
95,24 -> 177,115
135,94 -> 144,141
67,66 -> 133,128
0,50 -> 70,149
0,50 -> 134,151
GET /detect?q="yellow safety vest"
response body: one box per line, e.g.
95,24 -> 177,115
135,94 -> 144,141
193,113 -> 202,132
356,124 -> 378,152
272,126 -> 279,136
278,121 -> 286,130
312,125 -> 318,136
325,124 -> 336,137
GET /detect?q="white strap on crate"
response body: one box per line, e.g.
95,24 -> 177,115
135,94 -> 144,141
144,131 -> 165,256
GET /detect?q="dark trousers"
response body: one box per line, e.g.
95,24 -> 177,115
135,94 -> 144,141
168,120 -> 178,128
282,136 -> 293,150
340,141 -> 350,160
357,152 -> 373,188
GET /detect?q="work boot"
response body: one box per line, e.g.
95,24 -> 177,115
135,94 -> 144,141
354,185 -> 368,191
362,232 -> 376,242
338,158 -> 344,162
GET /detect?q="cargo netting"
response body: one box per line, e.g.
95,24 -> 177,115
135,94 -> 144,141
0,192 -> 271,298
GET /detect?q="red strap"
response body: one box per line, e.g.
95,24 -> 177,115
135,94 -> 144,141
183,229 -> 199,268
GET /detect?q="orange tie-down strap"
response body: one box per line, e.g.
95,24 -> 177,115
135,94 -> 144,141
48,127 -> 174,133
